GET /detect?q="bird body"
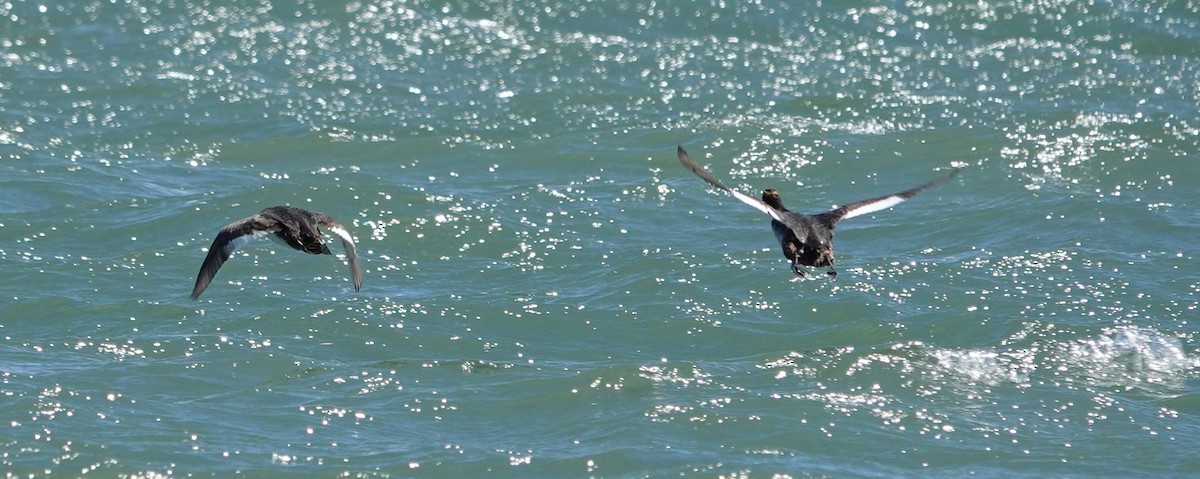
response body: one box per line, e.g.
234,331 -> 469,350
191,206 -> 362,299
677,146 -> 957,277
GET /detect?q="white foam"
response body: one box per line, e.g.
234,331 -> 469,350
1057,327 -> 1197,390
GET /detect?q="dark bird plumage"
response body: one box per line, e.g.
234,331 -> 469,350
191,206 -> 363,299
677,146 -> 958,277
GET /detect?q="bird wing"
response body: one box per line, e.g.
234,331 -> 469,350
819,168 -> 959,224
677,146 -> 787,223
191,214 -> 279,299
315,215 -> 363,292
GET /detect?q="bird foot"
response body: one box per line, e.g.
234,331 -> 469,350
826,268 -> 837,278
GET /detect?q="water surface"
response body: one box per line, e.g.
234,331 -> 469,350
2,0 -> 1198,477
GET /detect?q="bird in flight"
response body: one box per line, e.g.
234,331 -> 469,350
191,206 -> 363,298
677,146 -> 958,278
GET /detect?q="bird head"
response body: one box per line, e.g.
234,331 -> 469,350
762,189 -> 785,210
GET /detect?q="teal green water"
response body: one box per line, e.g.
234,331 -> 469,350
3,0 -> 1199,477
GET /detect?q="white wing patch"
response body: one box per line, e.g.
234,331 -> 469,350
325,225 -> 356,256
678,146 -> 786,223
224,230 -> 270,255
324,223 -> 363,291
727,188 -> 786,223
839,195 -> 906,220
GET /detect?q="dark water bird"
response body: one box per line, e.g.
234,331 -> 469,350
191,206 -> 363,299
677,146 -> 958,278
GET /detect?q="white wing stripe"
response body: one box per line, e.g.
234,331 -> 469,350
727,188 -> 785,223
324,223 -> 363,291
325,225 -> 356,254
223,230 -> 269,255
839,195 -> 906,220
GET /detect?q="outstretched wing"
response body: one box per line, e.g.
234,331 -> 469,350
677,146 -> 786,223
191,214 -> 279,299
315,215 -> 363,292
819,168 -> 960,225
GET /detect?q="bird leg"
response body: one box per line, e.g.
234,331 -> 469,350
791,258 -> 808,277
817,248 -> 837,278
